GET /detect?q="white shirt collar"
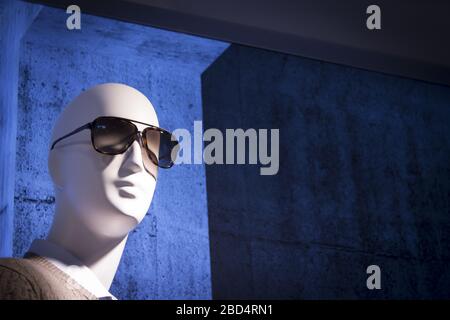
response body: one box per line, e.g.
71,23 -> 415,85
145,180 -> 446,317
28,239 -> 117,300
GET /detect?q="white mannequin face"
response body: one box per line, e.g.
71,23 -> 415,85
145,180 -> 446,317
48,83 -> 159,238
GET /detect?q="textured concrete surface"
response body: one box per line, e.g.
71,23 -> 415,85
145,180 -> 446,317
14,6 -> 228,299
0,0 -> 41,257
202,45 -> 450,299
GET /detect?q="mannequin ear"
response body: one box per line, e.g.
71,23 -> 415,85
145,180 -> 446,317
48,151 -> 64,190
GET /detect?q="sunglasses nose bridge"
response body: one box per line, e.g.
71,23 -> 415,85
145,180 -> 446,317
121,133 -> 146,171
134,131 -> 151,161
133,130 -> 159,174
135,131 -> 146,148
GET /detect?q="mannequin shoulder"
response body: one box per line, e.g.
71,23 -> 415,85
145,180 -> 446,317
0,257 -> 41,300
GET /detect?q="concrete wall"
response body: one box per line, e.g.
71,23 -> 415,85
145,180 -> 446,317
0,0 -> 41,258
202,45 -> 450,299
13,5 -> 228,299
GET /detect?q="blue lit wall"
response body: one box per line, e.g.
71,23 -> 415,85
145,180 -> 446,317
0,0 -> 41,259
12,5 -> 228,299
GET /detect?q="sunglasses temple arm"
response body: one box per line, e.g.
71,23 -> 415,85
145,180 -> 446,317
50,123 -> 92,150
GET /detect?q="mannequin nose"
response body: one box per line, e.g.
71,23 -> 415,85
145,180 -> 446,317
122,139 -> 145,173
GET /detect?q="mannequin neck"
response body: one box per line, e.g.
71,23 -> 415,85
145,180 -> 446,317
47,201 -> 129,290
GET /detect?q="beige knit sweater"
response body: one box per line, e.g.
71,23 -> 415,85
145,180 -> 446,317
0,253 -> 97,300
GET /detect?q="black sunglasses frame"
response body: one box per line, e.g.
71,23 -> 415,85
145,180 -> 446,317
50,116 -> 179,169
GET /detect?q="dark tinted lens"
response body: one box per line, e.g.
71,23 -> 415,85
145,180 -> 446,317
144,128 -> 179,168
92,117 -> 136,154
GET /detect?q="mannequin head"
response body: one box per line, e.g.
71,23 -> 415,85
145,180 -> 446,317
48,83 -> 159,239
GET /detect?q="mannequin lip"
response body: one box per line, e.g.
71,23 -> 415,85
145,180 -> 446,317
118,187 -> 137,199
114,180 -> 144,197
114,180 -> 135,188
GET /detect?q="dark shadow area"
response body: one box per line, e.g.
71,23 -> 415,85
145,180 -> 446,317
202,44 -> 450,299
28,0 -> 450,86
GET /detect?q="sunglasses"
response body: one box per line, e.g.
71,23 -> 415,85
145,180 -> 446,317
50,116 -> 180,170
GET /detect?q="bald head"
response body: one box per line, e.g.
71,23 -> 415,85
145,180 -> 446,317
51,83 -> 159,147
